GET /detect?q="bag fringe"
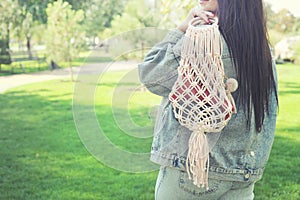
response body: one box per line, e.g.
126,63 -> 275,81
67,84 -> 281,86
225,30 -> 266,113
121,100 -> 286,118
186,129 -> 210,189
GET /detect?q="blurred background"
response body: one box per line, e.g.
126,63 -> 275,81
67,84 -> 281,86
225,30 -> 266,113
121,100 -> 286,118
0,0 -> 299,75
0,0 -> 299,200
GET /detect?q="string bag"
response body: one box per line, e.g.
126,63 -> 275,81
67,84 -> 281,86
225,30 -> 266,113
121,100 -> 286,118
169,17 -> 238,189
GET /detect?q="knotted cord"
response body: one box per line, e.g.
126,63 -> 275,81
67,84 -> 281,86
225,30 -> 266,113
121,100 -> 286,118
169,18 -> 238,189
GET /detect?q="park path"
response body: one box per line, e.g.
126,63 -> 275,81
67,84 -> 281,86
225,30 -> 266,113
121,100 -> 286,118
0,61 -> 138,93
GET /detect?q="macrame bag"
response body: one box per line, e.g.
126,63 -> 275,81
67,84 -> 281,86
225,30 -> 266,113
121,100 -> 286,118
169,18 -> 238,189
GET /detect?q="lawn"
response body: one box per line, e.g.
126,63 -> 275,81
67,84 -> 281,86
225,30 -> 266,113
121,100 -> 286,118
0,63 -> 299,199
0,51 -> 112,76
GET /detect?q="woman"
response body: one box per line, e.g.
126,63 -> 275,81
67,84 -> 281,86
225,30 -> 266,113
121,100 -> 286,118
138,0 -> 278,199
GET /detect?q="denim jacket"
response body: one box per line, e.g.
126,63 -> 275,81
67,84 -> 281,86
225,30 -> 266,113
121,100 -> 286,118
138,29 -> 278,183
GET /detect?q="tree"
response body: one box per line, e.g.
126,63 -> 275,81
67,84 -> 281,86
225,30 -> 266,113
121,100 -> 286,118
15,0 -> 90,61
18,0 -> 52,24
99,0 -> 163,60
157,0 -> 196,28
272,9 -> 297,34
291,39 -> 300,64
265,6 -> 300,47
264,2 -> 276,30
292,18 -> 300,34
18,0 -> 88,24
0,37 -> 11,71
99,0 -> 196,60
0,0 -> 21,70
22,12 -> 34,59
46,0 -> 86,81
83,0 -> 125,43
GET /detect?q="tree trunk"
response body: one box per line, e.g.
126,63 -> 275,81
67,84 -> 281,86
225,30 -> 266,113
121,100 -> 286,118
141,41 -> 145,61
69,60 -> 74,82
0,23 -> 11,73
50,60 -> 59,70
6,25 -> 10,51
26,36 -> 33,60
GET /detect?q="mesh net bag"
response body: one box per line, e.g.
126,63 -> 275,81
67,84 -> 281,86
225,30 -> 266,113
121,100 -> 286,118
169,18 -> 238,189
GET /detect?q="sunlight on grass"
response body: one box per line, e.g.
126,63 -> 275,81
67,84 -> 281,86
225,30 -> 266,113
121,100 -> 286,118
0,64 -> 299,199
94,69 -> 161,153
254,63 -> 300,200
0,50 -> 113,76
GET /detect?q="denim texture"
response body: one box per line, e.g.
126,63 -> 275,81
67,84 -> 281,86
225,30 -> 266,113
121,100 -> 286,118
155,166 -> 255,200
138,29 -> 278,183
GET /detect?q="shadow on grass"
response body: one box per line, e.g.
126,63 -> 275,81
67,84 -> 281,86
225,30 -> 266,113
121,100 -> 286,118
0,56 -> 113,77
1,78 -> 298,200
254,127 -> 300,200
0,89 -> 157,200
278,81 -> 300,96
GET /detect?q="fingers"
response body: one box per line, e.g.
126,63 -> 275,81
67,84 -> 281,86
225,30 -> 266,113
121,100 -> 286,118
190,17 -> 214,26
178,6 -> 216,32
192,7 -> 215,24
190,17 -> 205,26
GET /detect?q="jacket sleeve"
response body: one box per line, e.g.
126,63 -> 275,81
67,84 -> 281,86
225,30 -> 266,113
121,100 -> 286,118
138,29 -> 184,97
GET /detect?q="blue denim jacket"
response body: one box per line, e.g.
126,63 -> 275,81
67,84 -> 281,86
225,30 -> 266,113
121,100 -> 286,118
138,29 -> 278,183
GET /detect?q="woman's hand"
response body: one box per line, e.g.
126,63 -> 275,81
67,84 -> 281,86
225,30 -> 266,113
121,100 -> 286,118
177,6 -> 215,33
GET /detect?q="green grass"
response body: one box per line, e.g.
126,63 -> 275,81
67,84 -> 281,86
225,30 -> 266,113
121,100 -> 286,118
0,51 -> 113,76
0,64 -> 299,199
254,63 -> 300,200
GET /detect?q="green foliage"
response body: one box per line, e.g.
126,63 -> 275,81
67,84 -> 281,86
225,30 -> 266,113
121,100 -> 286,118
274,9 -> 297,34
0,0 -> 20,34
103,0 -> 196,31
99,0 -> 164,60
0,0 -> 21,56
45,0 -> 86,65
22,12 -> 33,38
157,0 -> 196,28
268,29 -> 285,48
2,0 -> 299,75
101,14 -> 144,40
84,0 -> 125,38
291,40 -> 300,64
0,0 -> 19,65
18,0 -> 88,24
266,7 -> 300,36
18,0 -> 54,23
124,0 -> 159,27
101,0 -> 158,39
292,19 -> 300,33
264,3 -> 300,63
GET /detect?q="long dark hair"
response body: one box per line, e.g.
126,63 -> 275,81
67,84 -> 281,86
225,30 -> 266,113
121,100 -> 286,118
217,0 -> 278,132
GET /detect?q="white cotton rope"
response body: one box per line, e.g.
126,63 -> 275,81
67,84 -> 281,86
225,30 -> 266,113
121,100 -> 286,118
169,18 -> 238,189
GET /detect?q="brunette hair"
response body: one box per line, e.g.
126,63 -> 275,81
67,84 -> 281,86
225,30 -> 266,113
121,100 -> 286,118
217,0 -> 278,131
